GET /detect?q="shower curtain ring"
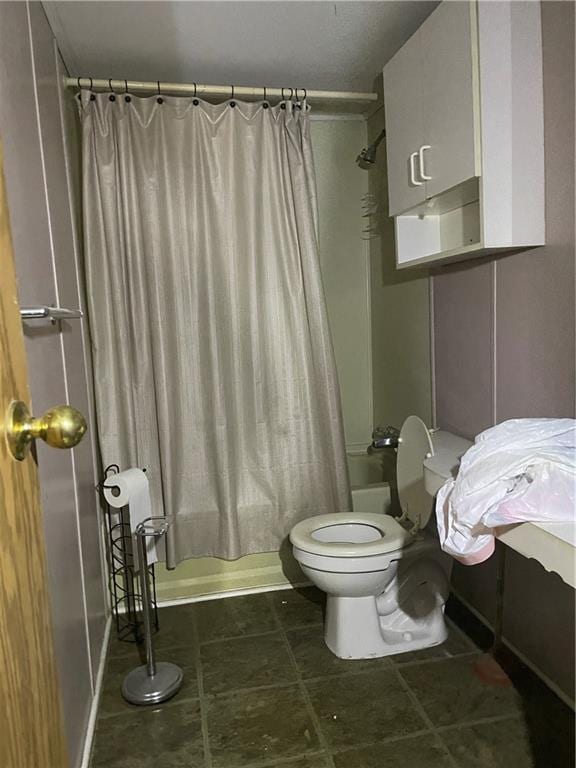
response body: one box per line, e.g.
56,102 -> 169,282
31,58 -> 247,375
157,81 -> 163,104
108,78 -> 116,101
77,76 -> 81,89
193,82 -> 197,98
124,79 -> 128,93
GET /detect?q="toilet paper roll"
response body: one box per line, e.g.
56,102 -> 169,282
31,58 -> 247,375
103,468 -> 157,568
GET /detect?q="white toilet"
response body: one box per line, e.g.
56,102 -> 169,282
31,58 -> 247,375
290,416 -> 472,659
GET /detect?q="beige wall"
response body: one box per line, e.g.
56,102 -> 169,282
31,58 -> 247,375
312,118 -> 372,450
433,1 -> 575,702
0,3 -> 106,765
367,108 -> 432,432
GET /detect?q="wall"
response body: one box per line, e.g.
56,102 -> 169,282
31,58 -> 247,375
432,1 -> 575,702
156,116 -> 372,600
311,118 -> 372,451
367,107 -> 432,430
0,3 -> 106,766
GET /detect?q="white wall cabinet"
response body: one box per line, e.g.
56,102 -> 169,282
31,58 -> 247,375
382,31 -> 426,216
383,0 -> 545,269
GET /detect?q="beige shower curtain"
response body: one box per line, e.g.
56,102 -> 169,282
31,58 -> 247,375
80,92 -> 351,564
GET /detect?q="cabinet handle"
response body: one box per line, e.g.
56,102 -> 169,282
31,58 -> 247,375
419,145 -> 432,180
410,152 -> 423,186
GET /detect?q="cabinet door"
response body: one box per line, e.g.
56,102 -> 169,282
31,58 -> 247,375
383,30 -> 426,216
420,1 -> 480,198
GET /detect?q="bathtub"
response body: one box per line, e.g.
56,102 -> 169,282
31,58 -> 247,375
347,452 -> 394,515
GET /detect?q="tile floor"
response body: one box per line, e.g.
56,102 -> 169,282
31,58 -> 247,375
90,588 -> 574,768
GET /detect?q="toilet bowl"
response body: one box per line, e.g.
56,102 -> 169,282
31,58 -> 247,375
290,416 -> 463,660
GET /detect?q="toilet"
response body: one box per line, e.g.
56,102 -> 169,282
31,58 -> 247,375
290,416 -> 472,659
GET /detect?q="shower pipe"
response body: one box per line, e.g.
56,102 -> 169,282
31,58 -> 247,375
65,77 -> 378,105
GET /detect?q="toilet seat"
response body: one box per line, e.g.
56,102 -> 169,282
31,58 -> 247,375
290,513 -> 411,558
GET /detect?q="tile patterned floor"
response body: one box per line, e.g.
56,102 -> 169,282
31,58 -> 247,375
90,588 -> 574,768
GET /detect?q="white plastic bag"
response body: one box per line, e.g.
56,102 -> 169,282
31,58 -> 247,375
436,418 -> 576,564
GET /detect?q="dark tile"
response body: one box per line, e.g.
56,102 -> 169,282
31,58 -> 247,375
270,588 -> 325,629
306,670 -> 426,749
107,632 -> 143,660
202,632 -> 296,695
390,621 -> 477,666
400,657 -> 523,728
287,624 -> 391,679
207,684 -> 320,767
441,718 -> 535,768
155,604 -> 197,649
245,757 -> 331,768
155,643 -> 198,670
196,594 -> 276,643
98,653 -> 199,717
333,734 -> 454,768
90,700 -> 203,767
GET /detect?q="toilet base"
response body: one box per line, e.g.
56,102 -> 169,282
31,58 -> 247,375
325,591 -> 448,660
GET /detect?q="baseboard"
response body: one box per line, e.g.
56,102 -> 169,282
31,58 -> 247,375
157,580 -> 311,608
451,590 -> 575,711
80,615 -> 112,768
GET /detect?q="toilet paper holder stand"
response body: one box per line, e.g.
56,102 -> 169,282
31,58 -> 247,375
98,463 -> 159,643
121,518 -> 183,705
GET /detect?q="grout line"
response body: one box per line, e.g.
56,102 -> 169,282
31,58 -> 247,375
199,628 -> 282,646
205,679 -> 304,700
136,649 -> 480,705
394,667 -> 459,768
267,595 -> 338,768
239,751 -> 330,768
198,622 -> 322,646
435,712 -> 523,734
328,727 -> 434,755
193,614 -> 213,768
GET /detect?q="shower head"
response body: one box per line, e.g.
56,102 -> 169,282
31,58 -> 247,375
356,129 -> 386,170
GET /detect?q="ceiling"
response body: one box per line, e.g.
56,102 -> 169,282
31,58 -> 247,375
43,1 -> 438,95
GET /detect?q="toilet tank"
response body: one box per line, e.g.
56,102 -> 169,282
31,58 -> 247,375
424,431 -> 473,496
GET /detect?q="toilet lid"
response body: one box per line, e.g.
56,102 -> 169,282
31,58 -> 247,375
397,415 -> 435,529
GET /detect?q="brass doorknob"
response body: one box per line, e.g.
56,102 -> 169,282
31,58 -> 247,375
6,400 -> 87,461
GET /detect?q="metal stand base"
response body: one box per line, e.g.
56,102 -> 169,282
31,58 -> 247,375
122,661 -> 183,706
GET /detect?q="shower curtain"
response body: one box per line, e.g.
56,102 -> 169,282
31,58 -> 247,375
80,92 -> 351,564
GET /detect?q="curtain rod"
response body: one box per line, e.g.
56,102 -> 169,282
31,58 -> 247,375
65,77 -> 379,104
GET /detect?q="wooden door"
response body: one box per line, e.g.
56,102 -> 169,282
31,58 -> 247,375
420,0 -> 480,199
383,28 -> 426,216
0,141 -> 69,767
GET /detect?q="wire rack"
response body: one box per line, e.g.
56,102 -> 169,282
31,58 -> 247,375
98,464 -> 159,643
